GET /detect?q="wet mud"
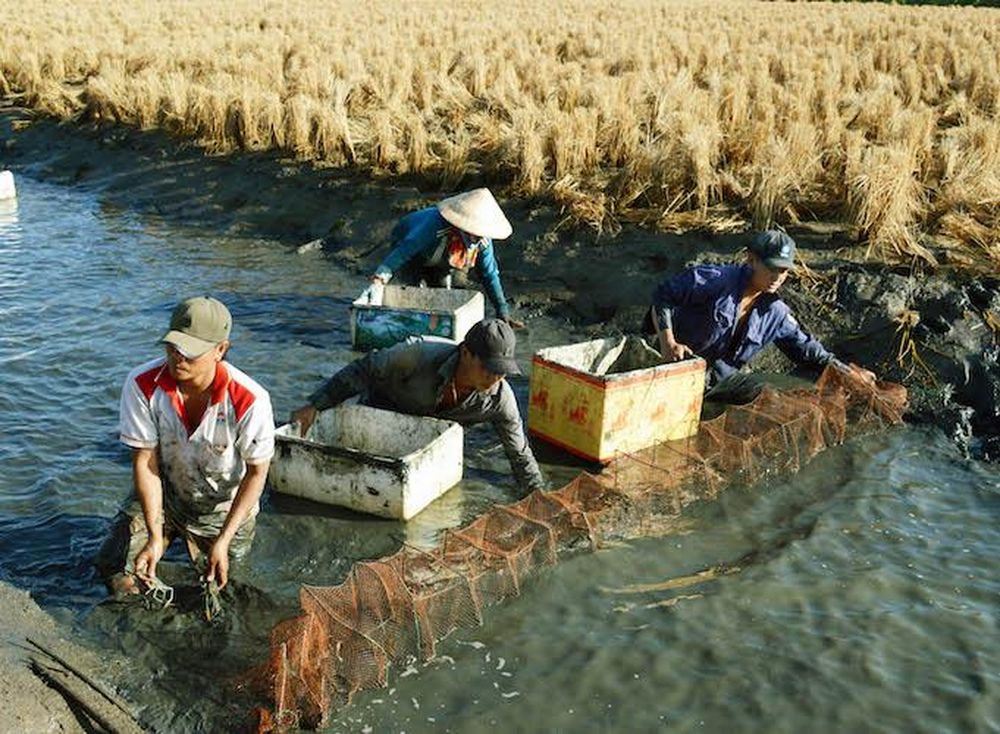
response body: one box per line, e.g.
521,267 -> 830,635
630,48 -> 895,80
0,581 -> 141,733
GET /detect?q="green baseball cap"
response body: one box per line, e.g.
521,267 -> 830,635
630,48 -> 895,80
161,296 -> 231,358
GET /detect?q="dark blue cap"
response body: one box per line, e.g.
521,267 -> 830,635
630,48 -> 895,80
749,230 -> 796,269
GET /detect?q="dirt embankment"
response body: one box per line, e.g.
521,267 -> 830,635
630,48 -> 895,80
0,581 -> 141,734
2,104 -> 998,459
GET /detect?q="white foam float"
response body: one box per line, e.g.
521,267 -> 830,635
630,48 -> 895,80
0,171 -> 15,200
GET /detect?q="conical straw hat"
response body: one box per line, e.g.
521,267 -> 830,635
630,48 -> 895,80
436,188 -> 512,240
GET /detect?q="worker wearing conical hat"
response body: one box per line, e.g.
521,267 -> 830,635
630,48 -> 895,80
372,188 -> 524,328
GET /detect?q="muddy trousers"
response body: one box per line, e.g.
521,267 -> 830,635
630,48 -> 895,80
95,500 -> 255,589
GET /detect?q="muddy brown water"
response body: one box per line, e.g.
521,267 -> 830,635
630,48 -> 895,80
1,174 -> 998,732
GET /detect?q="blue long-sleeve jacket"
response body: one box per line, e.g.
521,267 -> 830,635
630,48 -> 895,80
375,207 -> 510,317
652,263 -> 835,382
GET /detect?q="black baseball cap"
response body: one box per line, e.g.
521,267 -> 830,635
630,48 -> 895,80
464,319 -> 521,375
749,230 -> 796,269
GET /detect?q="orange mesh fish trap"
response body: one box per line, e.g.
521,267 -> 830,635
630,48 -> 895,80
246,367 -> 907,730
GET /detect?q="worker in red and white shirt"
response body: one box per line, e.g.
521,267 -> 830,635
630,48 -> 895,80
97,297 -> 274,597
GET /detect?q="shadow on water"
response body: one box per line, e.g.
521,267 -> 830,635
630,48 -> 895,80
599,436 -> 899,608
528,439 -> 605,472
223,292 -> 353,350
264,491 -> 406,559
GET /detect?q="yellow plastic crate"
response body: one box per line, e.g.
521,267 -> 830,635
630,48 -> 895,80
528,336 -> 705,463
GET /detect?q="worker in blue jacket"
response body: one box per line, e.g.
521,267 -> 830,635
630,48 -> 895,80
370,188 -> 524,328
647,230 -> 876,405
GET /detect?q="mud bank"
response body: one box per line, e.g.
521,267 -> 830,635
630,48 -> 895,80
2,104 -> 997,459
0,581 -> 141,733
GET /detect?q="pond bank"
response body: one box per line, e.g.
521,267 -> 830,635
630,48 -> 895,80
0,581 -> 141,733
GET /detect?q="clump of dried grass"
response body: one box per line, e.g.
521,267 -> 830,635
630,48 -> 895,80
1,0 -> 998,267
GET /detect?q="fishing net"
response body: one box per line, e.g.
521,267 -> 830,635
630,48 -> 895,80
246,366 -> 906,730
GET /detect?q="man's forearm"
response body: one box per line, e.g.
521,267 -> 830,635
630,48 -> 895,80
485,278 -> 510,318
133,450 -> 164,539
658,327 -> 675,354
308,360 -> 369,411
652,304 -> 673,333
494,420 -> 545,493
477,250 -> 510,318
650,305 -> 676,358
506,442 -> 545,494
514,452 -> 546,494
217,461 -> 270,545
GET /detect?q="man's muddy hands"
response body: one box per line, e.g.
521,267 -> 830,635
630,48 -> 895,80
290,404 -> 318,437
851,364 -> 878,385
832,359 -> 878,385
503,315 -> 525,330
658,332 -> 694,362
134,534 -> 165,583
206,537 -> 231,590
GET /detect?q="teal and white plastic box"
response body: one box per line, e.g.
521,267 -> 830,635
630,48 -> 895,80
350,285 -> 485,351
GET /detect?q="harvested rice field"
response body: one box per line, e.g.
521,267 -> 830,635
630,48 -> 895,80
1,0 -> 998,262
